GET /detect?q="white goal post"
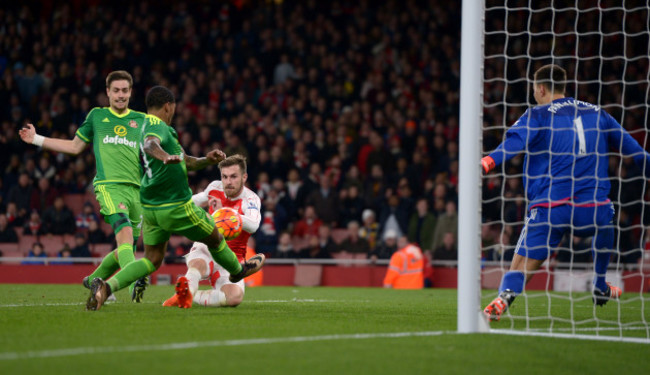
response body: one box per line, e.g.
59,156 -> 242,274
458,0 -> 650,343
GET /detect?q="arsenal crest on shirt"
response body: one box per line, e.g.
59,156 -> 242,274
128,120 -> 138,128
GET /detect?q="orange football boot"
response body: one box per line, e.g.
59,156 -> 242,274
163,276 -> 193,308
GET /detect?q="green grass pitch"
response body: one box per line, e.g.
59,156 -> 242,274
0,285 -> 648,374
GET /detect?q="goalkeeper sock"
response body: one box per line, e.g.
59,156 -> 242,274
194,289 -> 227,307
499,271 -> 525,294
208,238 -> 242,276
86,251 -> 120,281
186,268 -> 202,296
107,258 -> 156,293
592,248 -> 611,292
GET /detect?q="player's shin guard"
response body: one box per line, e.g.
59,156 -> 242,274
208,238 -> 242,276
194,289 -> 227,307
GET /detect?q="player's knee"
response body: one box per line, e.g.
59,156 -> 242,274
224,286 -> 244,307
187,259 -> 209,278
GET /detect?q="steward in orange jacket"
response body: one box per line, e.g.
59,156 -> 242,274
383,241 -> 424,289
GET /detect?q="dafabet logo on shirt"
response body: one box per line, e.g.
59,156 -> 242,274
102,125 -> 137,149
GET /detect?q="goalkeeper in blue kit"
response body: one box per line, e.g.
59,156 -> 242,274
482,64 -> 650,321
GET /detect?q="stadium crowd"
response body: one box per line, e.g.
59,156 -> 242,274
0,0 -> 647,265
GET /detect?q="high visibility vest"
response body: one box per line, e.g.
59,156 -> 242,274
383,244 -> 424,289
244,247 -> 263,287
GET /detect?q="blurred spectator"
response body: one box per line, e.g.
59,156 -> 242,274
337,220 -> 370,255
430,201 -> 458,252
285,168 -> 307,221
87,219 -> 111,244
338,185 -> 365,227
274,53 -> 296,85
378,193 -> 411,241
30,177 -> 58,213
359,209 -> 379,250
42,196 -> 76,235
23,211 -> 47,236
0,213 -> 18,243
87,220 -> 112,244
33,156 -> 56,181
275,232 -> 301,258
363,164 -> 387,210
369,229 -> 398,261
255,197 -> 286,257
301,224 -> 336,259
75,202 -> 100,230
70,233 -> 92,258
55,245 -> 73,265
22,242 -> 47,264
433,232 -> 458,261
305,172 -> 339,226
292,205 -> 322,239
5,202 -> 23,228
7,173 -> 32,220
407,198 -> 436,252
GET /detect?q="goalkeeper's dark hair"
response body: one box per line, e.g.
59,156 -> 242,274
145,86 -> 175,110
106,70 -> 133,88
534,64 -> 567,94
218,154 -> 247,174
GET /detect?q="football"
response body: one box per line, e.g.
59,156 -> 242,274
212,207 -> 243,240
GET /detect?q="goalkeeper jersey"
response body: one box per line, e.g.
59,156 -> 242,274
140,114 -> 193,208
488,97 -> 650,210
75,107 -> 146,187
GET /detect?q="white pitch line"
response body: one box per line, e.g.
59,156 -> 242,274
0,331 -> 448,360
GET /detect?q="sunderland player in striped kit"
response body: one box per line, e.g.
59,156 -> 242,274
482,64 -> 650,321
163,154 -> 261,308
19,71 -> 149,303
86,86 -> 263,311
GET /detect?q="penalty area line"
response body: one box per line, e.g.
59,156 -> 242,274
0,331 -> 448,360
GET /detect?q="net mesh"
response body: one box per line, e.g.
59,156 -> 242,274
481,0 -> 650,342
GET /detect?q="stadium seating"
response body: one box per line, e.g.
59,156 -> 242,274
40,236 -> 65,256
293,265 -> 323,286
0,243 -> 20,255
90,243 -> 114,257
19,235 -> 39,254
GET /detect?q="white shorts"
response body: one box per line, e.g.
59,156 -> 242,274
185,242 -> 246,293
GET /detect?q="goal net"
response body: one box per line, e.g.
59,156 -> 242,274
479,0 -> 650,343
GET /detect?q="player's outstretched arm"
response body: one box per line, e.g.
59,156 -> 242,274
185,149 -> 226,171
143,136 -> 182,164
19,123 -> 86,155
